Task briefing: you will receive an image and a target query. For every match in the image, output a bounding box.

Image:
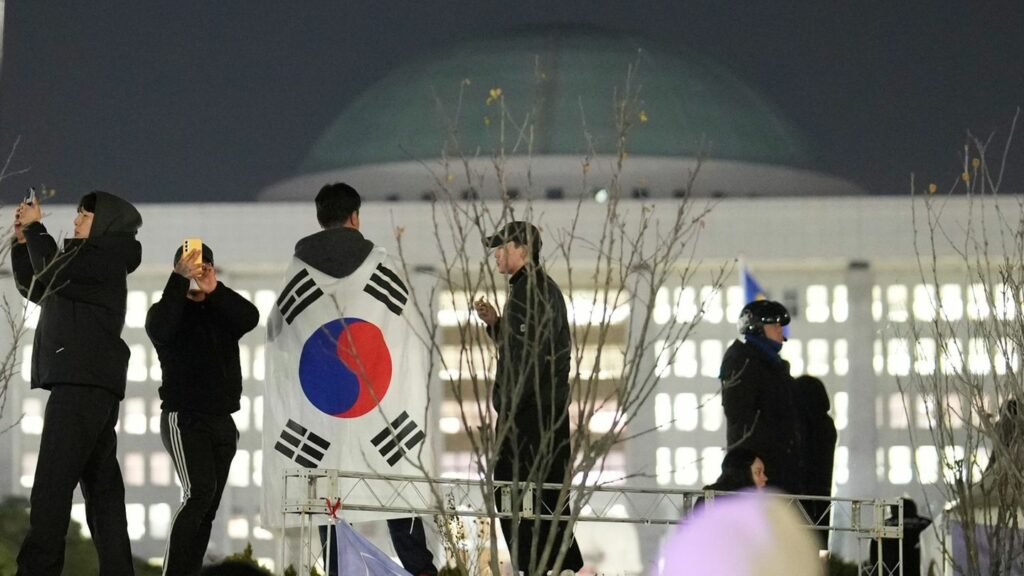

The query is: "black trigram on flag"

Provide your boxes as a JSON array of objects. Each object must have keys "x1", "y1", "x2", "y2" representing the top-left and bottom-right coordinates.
[
  {"x1": 277, "y1": 269, "x2": 323, "y2": 324},
  {"x1": 274, "y1": 419, "x2": 331, "y2": 468},
  {"x1": 363, "y1": 263, "x2": 408, "y2": 316},
  {"x1": 371, "y1": 411, "x2": 425, "y2": 466}
]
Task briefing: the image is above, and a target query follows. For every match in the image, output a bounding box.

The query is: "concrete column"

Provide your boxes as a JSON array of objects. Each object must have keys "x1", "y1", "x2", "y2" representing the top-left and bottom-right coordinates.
[{"x1": 834, "y1": 260, "x2": 878, "y2": 560}]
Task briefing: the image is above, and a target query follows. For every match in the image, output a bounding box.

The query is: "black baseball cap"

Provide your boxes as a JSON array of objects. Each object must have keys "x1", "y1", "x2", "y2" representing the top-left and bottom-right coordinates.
[
  {"x1": 173, "y1": 243, "x2": 214, "y2": 265},
  {"x1": 485, "y1": 221, "x2": 542, "y2": 250}
]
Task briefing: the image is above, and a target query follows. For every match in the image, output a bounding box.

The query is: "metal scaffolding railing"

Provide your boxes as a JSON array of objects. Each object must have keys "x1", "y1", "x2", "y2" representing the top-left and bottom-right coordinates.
[{"x1": 279, "y1": 468, "x2": 906, "y2": 575}]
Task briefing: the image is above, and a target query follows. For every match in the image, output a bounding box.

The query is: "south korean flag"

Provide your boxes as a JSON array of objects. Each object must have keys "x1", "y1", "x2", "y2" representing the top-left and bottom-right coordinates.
[{"x1": 262, "y1": 245, "x2": 433, "y2": 526}]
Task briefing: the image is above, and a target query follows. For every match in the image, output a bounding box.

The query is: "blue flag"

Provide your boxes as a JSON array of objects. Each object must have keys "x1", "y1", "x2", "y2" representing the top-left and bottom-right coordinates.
[
  {"x1": 334, "y1": 519, "x2": 412, "y2": 576},
  {"x1": 740, "y1": 263, "x2": 790, "y2": 337}
]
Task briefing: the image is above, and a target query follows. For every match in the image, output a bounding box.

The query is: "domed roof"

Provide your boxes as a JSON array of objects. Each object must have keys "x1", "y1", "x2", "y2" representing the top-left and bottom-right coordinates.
[{"x1": 298, "y1": 28, "x2": 816, "y2": 175}]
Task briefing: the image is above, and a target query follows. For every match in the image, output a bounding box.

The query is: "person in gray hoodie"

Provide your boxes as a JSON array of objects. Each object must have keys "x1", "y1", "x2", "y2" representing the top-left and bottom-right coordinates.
[{"x1": 12, "y1": 190, "x2": 141, "y2": 576}]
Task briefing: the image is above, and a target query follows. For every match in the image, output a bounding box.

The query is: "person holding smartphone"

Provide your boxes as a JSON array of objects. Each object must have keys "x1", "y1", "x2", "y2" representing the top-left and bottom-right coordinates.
[
  {"x1": 11, "y1": 190, "x2": 142, "y2": 576},
  {"x1": 146, "y1": 242, "x2": 259, "y2": 575}
]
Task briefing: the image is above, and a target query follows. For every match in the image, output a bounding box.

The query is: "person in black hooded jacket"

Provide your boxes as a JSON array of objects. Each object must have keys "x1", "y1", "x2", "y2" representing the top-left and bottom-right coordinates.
[
  {"x1": 146, "y1": 242, "x2": 259, "y2": 575},
  {"x1": 12, "y1": 191, "x2": 141, "y2": 576},
  {"x1": 719, "y1": 300, "x2": 803, "y2": 496}
]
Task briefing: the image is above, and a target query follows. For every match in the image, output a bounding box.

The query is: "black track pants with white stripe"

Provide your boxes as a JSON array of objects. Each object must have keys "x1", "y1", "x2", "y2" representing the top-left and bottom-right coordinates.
[{"x1": 160, "y1": 411, "x2": 237, "y2": 576}]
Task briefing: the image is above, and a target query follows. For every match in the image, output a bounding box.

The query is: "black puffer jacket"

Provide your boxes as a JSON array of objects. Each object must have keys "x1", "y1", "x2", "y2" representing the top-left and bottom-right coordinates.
[
  {"x1": 720, "y1": 336, "x2": 803, "y2": 494},
  {"x1": 12, "y1": 192, "x2": 142, "y2": 397}
]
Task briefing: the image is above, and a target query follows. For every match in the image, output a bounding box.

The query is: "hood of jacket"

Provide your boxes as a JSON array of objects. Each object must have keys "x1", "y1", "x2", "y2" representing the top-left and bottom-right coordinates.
[
  {"x1": 81, "y1": 191, "x2": 143, "y2": 273},
  {"x1": 293, "y1": 227, "x2": 374, "y2": 278}
]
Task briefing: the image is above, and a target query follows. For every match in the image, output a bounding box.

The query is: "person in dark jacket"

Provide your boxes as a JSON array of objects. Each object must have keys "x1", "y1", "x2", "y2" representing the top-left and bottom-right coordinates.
[
  {"x1": 867, "y1": 499, "x2": 932, "y2": 576},
  {"x1": 474, "y1": 221, "x2": 585, "y2": 574},
  {"x1": 794, "y1": 374, "x2": 837, "y2": 549},
  {"x1": 303, "y1": 183, "x2": 438, "y2": 576},
  {"x1": 11, "y1": 191, "x2": 141, "y2": 576},
  {"x1": 719, "y1": 300, "x2": 803, "y2": 496},
  {"x1": 146, "y1": 243, "x2": 260, "y2": 575}
]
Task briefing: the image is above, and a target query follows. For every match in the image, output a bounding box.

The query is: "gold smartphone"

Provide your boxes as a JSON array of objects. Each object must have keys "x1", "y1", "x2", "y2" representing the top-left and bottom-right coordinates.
[{"x1": 182, "y1": 238, "x2": 203, "y2": 260}]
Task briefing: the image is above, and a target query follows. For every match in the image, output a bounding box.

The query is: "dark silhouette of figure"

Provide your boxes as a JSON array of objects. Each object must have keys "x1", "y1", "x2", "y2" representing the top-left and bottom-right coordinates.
[{"x1": 794, "y1": 375, "x2": 837, "y2": 550}]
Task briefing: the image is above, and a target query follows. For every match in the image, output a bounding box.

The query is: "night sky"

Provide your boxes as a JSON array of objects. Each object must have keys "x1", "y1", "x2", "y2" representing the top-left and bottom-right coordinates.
[{"x1": 0, "y1": 1, "x2": 1021, "y2": 203}]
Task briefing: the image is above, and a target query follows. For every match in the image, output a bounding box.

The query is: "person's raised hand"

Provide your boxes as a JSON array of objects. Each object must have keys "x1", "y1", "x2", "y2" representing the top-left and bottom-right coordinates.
[{"x1": 474, "y1": 298, "x2": 498, "y2": 326}]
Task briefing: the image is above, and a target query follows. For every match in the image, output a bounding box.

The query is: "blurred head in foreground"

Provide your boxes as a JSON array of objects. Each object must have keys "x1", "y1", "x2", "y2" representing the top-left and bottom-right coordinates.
[{"x1": 653, "y1": 493, "x2": 822, "y2": 576}]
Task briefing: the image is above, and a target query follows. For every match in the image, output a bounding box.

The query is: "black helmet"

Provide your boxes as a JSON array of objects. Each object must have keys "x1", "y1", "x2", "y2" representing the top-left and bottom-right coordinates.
[{"x1": 738, "y1": 300, "x2": 790, "y2": 335}]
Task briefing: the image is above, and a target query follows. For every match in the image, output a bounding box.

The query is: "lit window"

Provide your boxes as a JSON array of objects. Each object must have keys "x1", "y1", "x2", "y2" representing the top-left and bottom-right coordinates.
[
  {"x1": 972, "y1": 447, "x2": 989, "y2": 483},
  {"x1": 149, "y1": 503, "x2": 171, "y2": 540},
  {"x1": 71, "y1": 504, "x2": 90, "y2": 538},
  {"x1": 150, "y1": 399, "x2": 162, "y2": 434},
  {"x1": 915, "y1": 396, "x2": 936, "y2": 430},
  {"x1": 806, "y1": 339, "x2": 829, "y2": 376},
  {"x1": 916, "y1": 446, "x2": 939, "y2": 484},
  {"x1": 833, "y1": 392, "x2": 848, "y2": 431},
  {"x1": 656, "y1": 447, "x2": 672, "y2": 485},
  {"x1": 255, "y1": 290, "x2": 277, "y2": 326},
  {"x1": 126, "y1": 503, "x2": 146, "y2": 540},
  {"x1": 228, "y1": 516, "x2": 250, "y2": 539},
  {"x1": 941, "y1": 338, "x2": 964, "y2": 375},
  {"x1": 673, "y1": 394, "x2": 698, "y2": 432},
  {"x1": 568, "y1": 290, "x2": 631, "y2": 326},
  {"x1": 700, "y1": 393, "x2": 722, "y2": 432},
  {"x1": 236, "y1": 289, "x2": 251, "y2": 302},
  {"x1": 912, "y1": 284, "x2": 936, "y2": 321},
  {"x1": 833, "y1": 446, "x2": 849, "y2": 485},
  {"x1": 872, "y1": 286, "x2": 882, "y2": 322},
  {"x1": 439, "y1": 417, "x2": 461, "y2": 434},
  {"x1": 123, "y1": 398, "x2": 147, "y2": 435},
  {"x1": 833, "y1": 339, "x2": 849, "y2": 376},
  {"x1": 700, "y1": 340, "x2": 723, "y2": 378},
  {"x1": 239, "y1": 345, "x2": 251, "y2": 380},
  {"x1": 254, "y1": 396, "x2": 263, "y2": 431},
  {"x1": 127, "y1": 344, "x2": 148, "y2": 382},
  {"x1": 994, "y1": 339, "x2": 1019, "y2": 375},
  {"x1": 805, "y1": 285, "x2": 830, "y2": 323},
  {"x1": 699, "y1": 286, "x2": 723, "y2": 324},
  {"x1": 23, "y1": 300, "x2": 41, "y2": 329},
  {"x1": 832, "y1": 285, "x2": 849, "y2": 323},
  {"x1": 887, "y1": 285, "x2": 908, "y2": 322},
  {"x1": 229, "y1": 450, "x2": 250, "y2": 487},
  {"x1": 653, "y1": 287, "x2": 672, "y2": 325},
  {"x1": 968, "y1": 338, "x2": 990, "y2": 375},
  {"x1": 946, "y1": 394, "x2": 964, "y2": 430},
  {"x1": 253, "y1": 524, "x2": 273, "y2": 540},
  {"x1": 253, "y1": 450, "x2": 262, "y2": 487},
  {"x1": 21, "y1": 398, "x2": 43, "y2": 434},
  {"x1": 674, "y1": 447, "x2": 699, "y2": 486},
  {"x1": 589, "y1": 410, "x2": 618, "y2": 433},
  {"x1": 675, "y1": 287, "x2": 699, "y2": 323},
  {"x1": 888, "y1": 446, "x2": 913, "y2": 484},
  {"x1": 995, "y1": 284, "x2": 1018, "y2": 320},
  {"x1": 257, "y1": 560, "x2": 275, "y2": 574},
  {"x1": 125, "y1": 291, "x2": 148, "y2": 328},
  {"x1": 654, "y1": 393, "x2": 672, "y2": 431},
  {"x1": 873, "y1": 339, "x2": 884, "y2": 376},
  {"x1": 21, "y1": 345, "x2": 32, "y2": 382},
  {"x1": 725, "y1": 285, "x2": 744, "y2": 324},
  {"x1": 233, "y1": 396, "x2": 251, "y2": 432},
  {"x1": 21, "y1": 452, "x2": 37, "y2": 488},
  {"x1": 940, "y1": 284, "x2": 963, "y2": 321},
  {"x1": 782, "y1": 339, "x2": 803, "y2": 375},
  {"x1": 888, "y1": 394, "x2": 908, "y2": 429},
  {"x1": 654, "y1": 341, "x2": 673, "y2": 379},
  {"x1": 701, "y1": 447, "x2": 724, "y2": 485},
  {"x1": 123, "y1": 452, "x2": 145, "y2": 486},
  {"x1": 150, "y1": 290, "x2": 163, "y2": 305},
  {"x1": 150, "y1": 348, "x2": 162, "y2": 382},
  {"x1": 915, "y1": 338, "x2": 936, "y2": 375},
  {"x1": 673, "y1": 340, "x2": 698, "y2": 378},
  {"x1": 966, "y1": 283, "x2": 989, "y2": 320},
  {"x1": 886, "y1": 338, "x2": 911, "y2": 376},
  {"x1": 150, "y1": 453, "x2": 173, "y2": 487},
  {"x1": 942, "y1": 446, "x2": 965, "y2": 484},
  {"x1": 253, "y1": 345, "x2": 266, "y2": 381}
]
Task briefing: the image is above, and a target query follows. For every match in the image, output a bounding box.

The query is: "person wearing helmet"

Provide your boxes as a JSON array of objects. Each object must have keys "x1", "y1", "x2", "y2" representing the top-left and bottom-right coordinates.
[{"x1": 719, "y1": 300, "x2": 803, "y2": 496}]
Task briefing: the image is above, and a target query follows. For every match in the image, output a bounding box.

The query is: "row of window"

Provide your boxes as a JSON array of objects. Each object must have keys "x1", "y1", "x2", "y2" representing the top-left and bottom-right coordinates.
[
  {"x1": 655, "y1": 338, "x2": 850, "y2": 379},
  {"x1": 654, "y1": 444, "x2": 977, "y2": 488},
  {"x1": 436, "y1": 290, "x2": 633, "y2": 328},
  {"x1": 873, "y1": 337, "x2": 1018, "y2": 376},
  {"x1": 21, "y1": 396, "x2": 265, "y2": 435},
  {"x1": 21, "y1": 449, "x2": 263, "y2": 489}
]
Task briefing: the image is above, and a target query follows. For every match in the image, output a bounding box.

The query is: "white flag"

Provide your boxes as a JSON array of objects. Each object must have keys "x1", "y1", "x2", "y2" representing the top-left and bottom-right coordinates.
[{"x1": 261, "y1": 246, "x2": 432, "y2": 526}]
